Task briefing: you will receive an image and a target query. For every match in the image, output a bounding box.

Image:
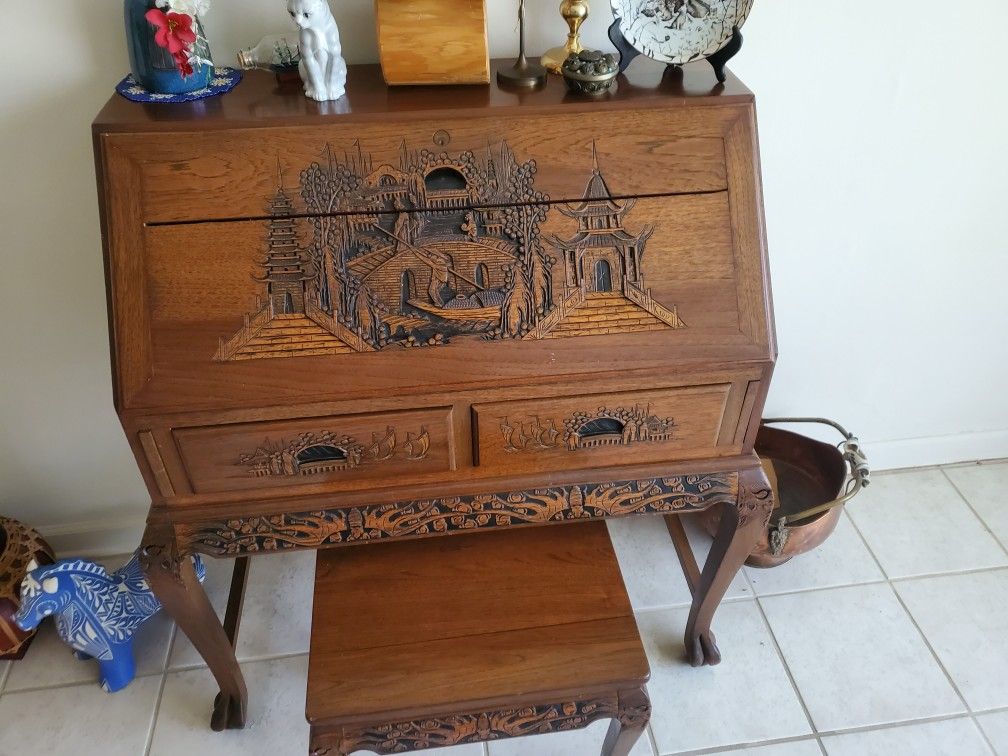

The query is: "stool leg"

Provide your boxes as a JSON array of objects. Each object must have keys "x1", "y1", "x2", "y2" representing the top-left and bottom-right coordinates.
[{"x1": 601, "y1": 687, "x2": 651, "y2": 756}]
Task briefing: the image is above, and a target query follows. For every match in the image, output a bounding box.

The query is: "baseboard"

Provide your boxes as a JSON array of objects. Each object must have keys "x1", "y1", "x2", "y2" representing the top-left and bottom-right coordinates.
[
  {"x1": 38, "y1": 516, "x2": 147, "y2": 559},
  {"x1": 37, "y1": 429, "x2": 1008, "y2": 557},
  {"x1": 864, "y1": 429, "x2": 1008, "y2": 472}
]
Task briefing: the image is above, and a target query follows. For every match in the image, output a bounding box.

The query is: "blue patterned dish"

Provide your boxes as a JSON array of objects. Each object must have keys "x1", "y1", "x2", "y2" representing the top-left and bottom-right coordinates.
[{"x1": 116, "y1": 67, "x2": 242, "y2": 104}]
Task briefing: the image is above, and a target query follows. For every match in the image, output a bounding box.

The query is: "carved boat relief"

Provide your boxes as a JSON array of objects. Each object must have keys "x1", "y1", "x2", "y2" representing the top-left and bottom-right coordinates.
[
  {"x1": 502, "y1": 405, "x2": 676, "y2": 453},
  {"x1": 215, "y1": 140, "x2": 685, "y2": 362},
  {"x1": 239, "y1": 425, "x2": 429, "y2": 477}
]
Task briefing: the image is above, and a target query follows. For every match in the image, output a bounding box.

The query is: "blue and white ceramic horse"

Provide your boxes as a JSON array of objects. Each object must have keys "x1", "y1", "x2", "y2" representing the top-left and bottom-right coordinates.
[{"x1": 14, "y1": 551, "x2": 205, "y2": 692}]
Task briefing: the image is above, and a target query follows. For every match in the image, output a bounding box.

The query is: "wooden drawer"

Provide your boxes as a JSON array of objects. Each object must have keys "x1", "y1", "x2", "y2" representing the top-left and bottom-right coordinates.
[
  {"x1": 171, "y1": 407, "x2": 454, "y2": 495},
  {"x1": 472, "y1": 384, "x2": 733, "y2": 476}
]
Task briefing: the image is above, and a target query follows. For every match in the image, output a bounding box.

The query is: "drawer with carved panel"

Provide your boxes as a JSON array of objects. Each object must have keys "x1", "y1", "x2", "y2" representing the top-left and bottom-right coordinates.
[
  {"x1": 473, "y1": 382, "x2": 741, "y2": 476},
  {"x1": 170, "y1": 407, "x2": 455, "y2": 496}
]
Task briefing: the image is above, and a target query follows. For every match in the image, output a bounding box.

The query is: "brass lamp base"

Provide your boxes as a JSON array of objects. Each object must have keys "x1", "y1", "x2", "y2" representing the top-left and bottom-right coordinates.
[
  {"x1": 541, "y1": 44, "x2": 581, "y2": 74},
  {"x1": 542, "y1": 0, "x2": 590, "y2": 74}
]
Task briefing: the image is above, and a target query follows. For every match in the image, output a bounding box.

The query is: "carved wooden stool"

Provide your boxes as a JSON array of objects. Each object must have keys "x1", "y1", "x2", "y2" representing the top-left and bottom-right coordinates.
[{"x1": 307, "y1": 522, "x2": 651, "y2": 756}]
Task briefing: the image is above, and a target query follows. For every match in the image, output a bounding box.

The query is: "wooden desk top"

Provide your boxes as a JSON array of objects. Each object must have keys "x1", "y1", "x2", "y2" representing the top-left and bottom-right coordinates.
[
  {"x1": 93, "y1": 59, "x2": 753, "y2": 133},
  {"x1": 308, "y1": 522, "x2": 648, "y2": 725}
]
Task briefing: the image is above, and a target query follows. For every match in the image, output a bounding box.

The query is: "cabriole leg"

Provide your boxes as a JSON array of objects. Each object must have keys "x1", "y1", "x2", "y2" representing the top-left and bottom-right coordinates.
[
  {"x1": 140, "y1": 526, "x2": 248, "y2": 730},
  {"x1": 683, "y1": 466, "x2": 773, "y2": 666}
]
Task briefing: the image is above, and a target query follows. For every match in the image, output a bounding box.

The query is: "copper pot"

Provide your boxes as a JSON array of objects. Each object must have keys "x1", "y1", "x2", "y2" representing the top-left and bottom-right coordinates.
[{"x1": 701, "y1": 418, "x2": 870, "y2": 568}]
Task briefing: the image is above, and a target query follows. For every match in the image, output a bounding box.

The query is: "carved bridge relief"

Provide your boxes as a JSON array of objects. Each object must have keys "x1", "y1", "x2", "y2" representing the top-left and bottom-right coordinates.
[
  {"x1": 502, "y1": 405, "x2": 676, "y2": 453},
  {"x1": 214, "y1": 137, "x2": 687, "y2": 362},
  {"x1": 239, "y1": 425, "x2": 430, "y2": 478}
]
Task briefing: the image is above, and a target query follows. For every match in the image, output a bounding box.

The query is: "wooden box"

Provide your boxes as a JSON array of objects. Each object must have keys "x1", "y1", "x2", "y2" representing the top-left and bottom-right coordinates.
[{"x1": 375, "y1": 0, "x2": 490, "y2": 85}]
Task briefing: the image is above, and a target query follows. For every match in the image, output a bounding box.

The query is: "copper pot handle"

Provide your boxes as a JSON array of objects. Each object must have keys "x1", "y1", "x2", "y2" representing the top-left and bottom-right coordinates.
[{"x1": 760, "y1": 417, "x2": 870, "y2": 528}]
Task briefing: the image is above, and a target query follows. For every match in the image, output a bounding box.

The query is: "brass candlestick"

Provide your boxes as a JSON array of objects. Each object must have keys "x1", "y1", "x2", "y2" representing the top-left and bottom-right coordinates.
[
  {"x1": 541, "y1": 0, "x2": 590, "y2": 74},
  {"x1": 498, "y1": 0, "x2": 548, "y2": 88}
]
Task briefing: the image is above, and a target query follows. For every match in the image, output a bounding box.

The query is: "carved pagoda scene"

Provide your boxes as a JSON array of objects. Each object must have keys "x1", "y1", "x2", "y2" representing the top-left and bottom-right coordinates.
[
  {"x1": 528, "y1": 157, "x2": 686, "y2": 340},
  {"x1": 502, "y1": 404, "x2": 676, "y2": 453},
  {"x1": 239, "y1": 425, "x2": 430, "y2": 478},
  {"x1": 215, "y1": 142, "x2": 685, "y2": 362}
]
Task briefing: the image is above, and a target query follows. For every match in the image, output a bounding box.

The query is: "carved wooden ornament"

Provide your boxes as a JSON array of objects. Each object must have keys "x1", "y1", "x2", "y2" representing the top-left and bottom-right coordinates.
[
  {"x1": 239, "y1": 425, "x2": 430, "y2": 477},
  {"x1": 216, "y1": 140, "x2": 685, "y2": 361},
  {"x1": 180, "y1": 473, "x2": 735, "y2": 556}
]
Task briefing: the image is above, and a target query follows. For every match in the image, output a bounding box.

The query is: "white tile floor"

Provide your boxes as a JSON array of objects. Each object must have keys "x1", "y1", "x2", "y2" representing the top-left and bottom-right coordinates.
[{"x1": 1, "y1": 461, "x2": 1007, "y2": 755}]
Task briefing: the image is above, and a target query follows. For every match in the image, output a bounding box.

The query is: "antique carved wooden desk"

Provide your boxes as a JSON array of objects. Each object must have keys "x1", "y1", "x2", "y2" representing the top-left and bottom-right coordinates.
[{"x1": 92, "y1": 61, "x2": 776, "y2": 730}]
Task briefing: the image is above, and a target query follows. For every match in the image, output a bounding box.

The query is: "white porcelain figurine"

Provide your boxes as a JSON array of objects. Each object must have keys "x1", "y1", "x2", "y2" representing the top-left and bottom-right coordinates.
[{"x1": 287, "y1": 0, "x2": 347, "y2": 101}]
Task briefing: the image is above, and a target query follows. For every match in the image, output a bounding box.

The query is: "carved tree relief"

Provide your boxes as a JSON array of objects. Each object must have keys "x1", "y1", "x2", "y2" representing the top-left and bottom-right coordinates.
[{"x1": 215, "y1": 140, "x2": 686, "y2": 362}]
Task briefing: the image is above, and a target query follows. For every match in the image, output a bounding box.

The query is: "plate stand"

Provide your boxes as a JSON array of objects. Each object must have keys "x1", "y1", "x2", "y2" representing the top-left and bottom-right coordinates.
[{"x1": 607, "y1": 19, "x2": 743, "y2": 83}]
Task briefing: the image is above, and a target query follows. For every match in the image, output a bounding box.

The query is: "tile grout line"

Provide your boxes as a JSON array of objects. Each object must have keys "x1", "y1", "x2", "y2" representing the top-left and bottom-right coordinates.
[
  {"x1": 972, "y1": 714, "x2": 1000, "y2": 756},
  {"x1": 841, "y1": 509, "x2": 890, "y2": 580},
  {"x1": 662, "y1": 734, "x2": 823, "y2": 755},
  {"x1": 0, "y1": 661, "x2": 10, "y2": 696},
  {"x1": 645, "y1": 721, "x2": 660, "y2": 756},
  {"x1": 143, "y1": 664, "x2": 171, "y2": 756},
  {"x1": 166, "y1": 648, "x2": 310, "y2": 674},
  {"x1": 941, "y1": 468, "x2": 1008, "y2": 559},
  {"x1": 2, "y1": 670, "x2": 168, "y2": 697},
  {"x1": 815, "y1": 735, "x2": 828, "y2": 755},
  {"x1": 886, "y1": 582, "x2": 973, "y2": 715},
  {"x1": 805, "y1": 711, "x2": 990, "y2": 741},
  {"x1": 667, "y1": 712, "x2": 999, "y2": 754},
  {"x1": 633, "y1": 594, "x2": 751, "y2": 616},
  {"x1": 888, "y1": 564, "x2": 1008, "y2": 583},
  {"x1": 745, "y1": 577, "x2": 891, "y2": 601},
  {"x1": 2, "y1": 620, "x2": 178, "y2": 698},
  {"x1": 751, "y1": 594, "x2": 820, "y2": 738},
  {"x1": 974, "y1": 703, "x2": 1008, "y2": 717}
]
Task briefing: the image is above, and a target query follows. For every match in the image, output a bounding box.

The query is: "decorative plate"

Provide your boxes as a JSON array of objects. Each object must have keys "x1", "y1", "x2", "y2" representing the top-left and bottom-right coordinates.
[{"x1": 610, "y1": 0, "x2": 754, "y2": 65}]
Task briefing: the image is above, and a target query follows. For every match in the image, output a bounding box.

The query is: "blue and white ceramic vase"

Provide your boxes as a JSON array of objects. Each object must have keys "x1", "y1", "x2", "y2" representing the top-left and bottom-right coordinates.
[{"x1": 124, "y1": 0, "x2": 213, "y2": 94}]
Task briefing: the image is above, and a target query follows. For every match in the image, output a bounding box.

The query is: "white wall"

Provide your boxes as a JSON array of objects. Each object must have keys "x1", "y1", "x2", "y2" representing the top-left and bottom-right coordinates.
[{"x1": 1, "y1": 1, "x2": 1006, "y2": 554}]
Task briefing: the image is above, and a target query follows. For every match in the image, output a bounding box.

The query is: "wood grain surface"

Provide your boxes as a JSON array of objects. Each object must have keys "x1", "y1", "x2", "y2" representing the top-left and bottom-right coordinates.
[
  {"x1": 308, "y1": 522, "x2": 647, "y2": 723},
  {"x1": 94, "y1": 60, "x2": 773, "y2": 526},
  {"x1": 375, "y1": 0, "x2": 490, "y2": 85}
]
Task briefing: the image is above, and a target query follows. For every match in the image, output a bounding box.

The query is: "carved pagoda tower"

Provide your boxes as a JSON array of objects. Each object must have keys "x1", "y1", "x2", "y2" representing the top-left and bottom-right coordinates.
[
  {"x1": 530, "y1": 150, "x2": 686, "y2": 340},
  {"x1": 256, "y1": 187, "x2": 313, "y2": 315},
  {"x1": 553, "y1": 159, "x2": 652, "y2": 296},
  {"x1": 215, "y1": 169, "x2": 377, "y2": 362}
]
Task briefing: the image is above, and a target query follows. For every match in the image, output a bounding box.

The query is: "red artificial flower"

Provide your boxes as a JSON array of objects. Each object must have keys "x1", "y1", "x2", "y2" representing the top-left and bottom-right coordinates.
[
  {"x1": 173, "y1": 51, "x2": 194, "y2": 77},
  {"x1": 145, "y1": 9, "x2": 197, "y2": 55}
]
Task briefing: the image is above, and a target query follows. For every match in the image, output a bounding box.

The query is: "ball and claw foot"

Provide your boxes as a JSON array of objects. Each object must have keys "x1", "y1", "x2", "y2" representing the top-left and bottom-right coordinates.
[{"x1": 688, "y1": 630, "x2": 721, "y2": 667}]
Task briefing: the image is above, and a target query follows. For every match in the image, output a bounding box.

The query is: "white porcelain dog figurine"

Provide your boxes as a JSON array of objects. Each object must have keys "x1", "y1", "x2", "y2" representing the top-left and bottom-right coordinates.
[{"x1": 287, "y1": 0, "x2": 347, "y2": 101}]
